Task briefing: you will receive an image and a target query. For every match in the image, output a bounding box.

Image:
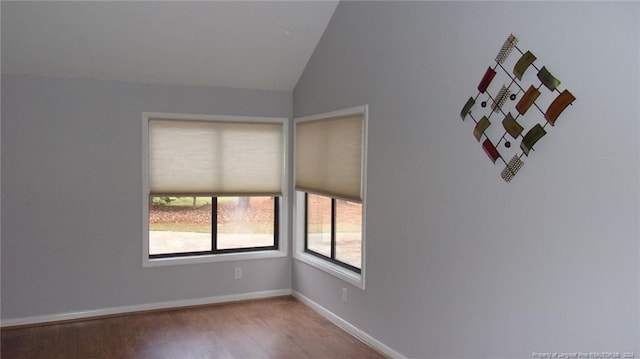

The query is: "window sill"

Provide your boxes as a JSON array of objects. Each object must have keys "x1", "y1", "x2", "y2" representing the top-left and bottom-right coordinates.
[
  {"x1": 293, "y1": 251, "x2": 364, "y2": 289},
  {"x1": 143, "y1": 249, "x2": 287, "y2": 268}
]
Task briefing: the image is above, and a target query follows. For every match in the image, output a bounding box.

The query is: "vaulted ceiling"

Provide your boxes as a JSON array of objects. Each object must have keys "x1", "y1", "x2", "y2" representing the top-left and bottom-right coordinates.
[{"x1": 1, "y1": 1, "x2": 338, "y2": 91}]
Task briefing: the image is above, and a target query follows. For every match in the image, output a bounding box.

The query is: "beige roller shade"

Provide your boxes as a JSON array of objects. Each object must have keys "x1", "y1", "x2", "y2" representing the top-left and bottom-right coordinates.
[
  {"x1": 149, "y1": 119, "x2": 284, "y2": 196},
  {"x1": 295, "y1": 114, "x2": 364, "y2": 202}
]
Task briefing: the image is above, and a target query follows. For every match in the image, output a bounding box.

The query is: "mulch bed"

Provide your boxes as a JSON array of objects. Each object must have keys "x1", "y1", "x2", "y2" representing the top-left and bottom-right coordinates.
[
  {"x1": 150, "y1": 196, "x2": 362, "y2": 225},
  {"x1": 150, "y1": 197, "x2": 274, "y2": 225}
]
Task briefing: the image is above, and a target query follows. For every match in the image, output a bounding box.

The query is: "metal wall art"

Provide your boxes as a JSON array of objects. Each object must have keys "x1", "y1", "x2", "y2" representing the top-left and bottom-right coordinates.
[{"x1": 459, "y1": 34, "x2": 576, "y2": 182}]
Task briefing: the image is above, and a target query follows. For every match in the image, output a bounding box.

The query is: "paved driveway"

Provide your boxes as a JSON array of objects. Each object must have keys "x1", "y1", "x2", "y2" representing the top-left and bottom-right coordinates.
[
  {"x1": 150, "y1": 231, "x2": 274, "y2": 254},
  {"x1": 149, "y1": 231, "x2": 362, "y2": 268}
]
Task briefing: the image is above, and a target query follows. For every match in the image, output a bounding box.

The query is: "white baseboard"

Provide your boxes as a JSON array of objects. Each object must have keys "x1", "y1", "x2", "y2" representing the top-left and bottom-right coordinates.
[
  {"x1": 3, "y1": 288, "x2": 405, "y2": 359},
  {"x1": 1, "y1": 289, "x2": 292, "y2": 328},
  {"x1": 292, "y1": 290, "x2": 406, "y2": 359}
]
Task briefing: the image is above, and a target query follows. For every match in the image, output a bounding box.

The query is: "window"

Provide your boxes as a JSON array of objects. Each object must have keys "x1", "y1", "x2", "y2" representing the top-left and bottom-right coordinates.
[
  {"x1": 294, "y1": 105, "x2": 367, "y2": 288},
  {"x1": 142, "y1": 113, "x2": 287, "y2": 266},
  {"x1": 149, "y1": 196, "x2": 278, "y2": 257},
  {"x1": 305, "y1": 193, "x2": 362, "y2": 272}
]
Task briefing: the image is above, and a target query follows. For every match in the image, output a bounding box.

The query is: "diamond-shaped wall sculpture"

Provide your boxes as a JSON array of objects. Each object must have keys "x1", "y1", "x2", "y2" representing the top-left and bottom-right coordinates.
[{"x1": 459, "y1": 33, "x2": 576, "y2": 182}]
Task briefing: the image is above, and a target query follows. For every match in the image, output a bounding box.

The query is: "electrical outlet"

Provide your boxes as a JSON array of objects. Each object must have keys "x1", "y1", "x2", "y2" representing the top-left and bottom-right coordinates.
[
  {"x1": 234, "y1": 267, "x2": 242, "y2": 279},
  {"x1": 341, "y1": 288, "x2": 348, "y2": 303}
]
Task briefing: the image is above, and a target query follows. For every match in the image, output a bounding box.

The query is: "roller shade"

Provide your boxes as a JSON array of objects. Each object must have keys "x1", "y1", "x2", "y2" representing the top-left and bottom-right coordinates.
[
  {"x1": 295, "y1": 114, "x2": 364, "y2": 202},
  {"x1": 149, "y1": 119, "x2": 283, "y2": 196}
]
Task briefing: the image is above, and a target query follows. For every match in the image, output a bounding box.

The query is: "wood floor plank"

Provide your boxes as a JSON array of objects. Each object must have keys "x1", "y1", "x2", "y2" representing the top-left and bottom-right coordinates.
[{"x1": 1, "y1": 296, "x2": 387, "y2": 359}]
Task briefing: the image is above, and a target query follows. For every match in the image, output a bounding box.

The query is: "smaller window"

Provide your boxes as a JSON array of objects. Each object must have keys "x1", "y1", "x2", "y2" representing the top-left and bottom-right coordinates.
[
  {"x1": 293, "y1": 105, "x2": 367, "y2": 287},
  {"x1": 305, "y1": 193, "x2": 362, "y2": 273}
]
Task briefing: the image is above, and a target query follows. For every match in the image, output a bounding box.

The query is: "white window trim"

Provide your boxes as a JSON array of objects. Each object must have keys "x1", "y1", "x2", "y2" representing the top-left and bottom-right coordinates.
[
  {"x1": 142, "y1": 112, "x2": 289, "y2": 267},
  {"x1": 292, "y1": 105, "x2": 368, "y2": 289}
]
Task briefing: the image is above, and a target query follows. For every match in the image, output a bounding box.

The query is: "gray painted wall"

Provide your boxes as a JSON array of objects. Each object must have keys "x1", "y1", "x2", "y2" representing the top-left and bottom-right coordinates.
[
  {"x1": 1, "y1": 74, "x2": 292, "y2": 319},
  {"x1": 2, "y1": 2, "x2": 639, "y2": 358},
  {"x1": 293, "y1": 2, "x2": 639, "y2": 358}
]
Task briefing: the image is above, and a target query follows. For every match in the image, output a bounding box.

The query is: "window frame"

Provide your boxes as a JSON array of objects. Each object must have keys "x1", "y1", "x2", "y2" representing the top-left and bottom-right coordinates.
[
  {"x1": 304, "y1": 193, "x2": 361, "y2": 274},
  {"x1": 293, "y1": 105, "x2": 368, "y2": 289},
  {"x1": 142, "y1": 112, "x2": 288, "y2": 267},
  {"x1": 148, "y1": 196, "x2": 280, "y2": 259}
]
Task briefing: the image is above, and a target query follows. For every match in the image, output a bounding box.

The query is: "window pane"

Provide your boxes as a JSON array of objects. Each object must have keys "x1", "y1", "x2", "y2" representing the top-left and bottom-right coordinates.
[
  {"x1": 306, "y1": 194, "x2": 332, "y2": 257},
  {"x1": 335, "y1": 199, "x2": 362, "y2": 269},
  {"x1": 216, "y1": 196, "x2": 275, "y2": 250},
  {"x1": 149, "y1": 196, "x2": 212, "y2": 255}
]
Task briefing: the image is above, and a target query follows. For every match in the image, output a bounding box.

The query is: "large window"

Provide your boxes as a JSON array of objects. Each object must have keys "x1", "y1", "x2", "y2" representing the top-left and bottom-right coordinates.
[
  {"x1": 149, "y1": 196, "x2": 278, "y2": 257},
  {"x1": 294, "y1": 105, "x2": 367, "y2": 287},
  {"x1": 143, "y1": 113, "x2": 287, "y2": 266}
]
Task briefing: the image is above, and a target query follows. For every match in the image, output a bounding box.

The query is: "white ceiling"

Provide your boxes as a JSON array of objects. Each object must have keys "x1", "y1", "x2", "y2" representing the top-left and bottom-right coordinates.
[{"x1": 1, "y1": 1, "x2": 338, "y2": 91}]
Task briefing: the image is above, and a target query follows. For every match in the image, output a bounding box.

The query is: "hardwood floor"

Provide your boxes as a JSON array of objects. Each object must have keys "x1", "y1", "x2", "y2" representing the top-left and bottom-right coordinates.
[{"x1": 1, "y1": 296, "x2": 387, "y2": 358}]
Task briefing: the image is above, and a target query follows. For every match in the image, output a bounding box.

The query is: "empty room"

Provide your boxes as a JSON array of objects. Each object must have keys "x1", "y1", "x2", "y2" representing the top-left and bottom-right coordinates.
[{"x1": 1, "y1": 1, "x2": 639, "y2": 358}]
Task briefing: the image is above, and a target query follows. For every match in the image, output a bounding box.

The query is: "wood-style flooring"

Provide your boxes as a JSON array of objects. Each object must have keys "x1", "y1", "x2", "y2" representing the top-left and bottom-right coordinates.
[{"x1": 1, "y1": 296, "x2": 387, "y2": 358}]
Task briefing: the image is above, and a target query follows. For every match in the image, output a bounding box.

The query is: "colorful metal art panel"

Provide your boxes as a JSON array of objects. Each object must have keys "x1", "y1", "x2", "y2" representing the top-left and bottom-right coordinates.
[{"x1": 459, "y1": 34, "x2": 576, "y2": 182}]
